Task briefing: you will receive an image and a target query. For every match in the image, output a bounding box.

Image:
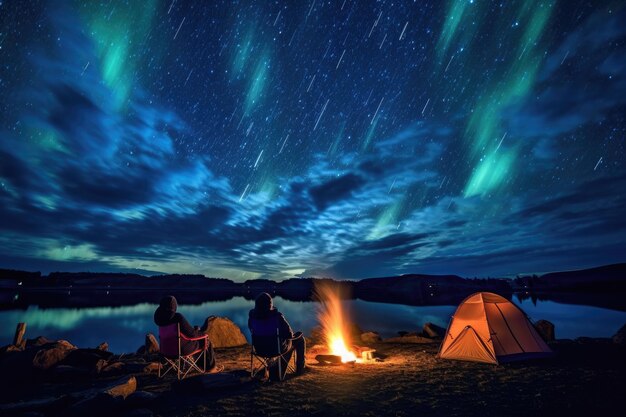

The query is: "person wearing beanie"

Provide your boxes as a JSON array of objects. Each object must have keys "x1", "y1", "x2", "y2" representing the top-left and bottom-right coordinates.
[
  {"x1": 154, "y1": 295, "x2": 218, "y2": 371},
  {"x1": 248, "y1": 292, "x2": 306, "y2": 380}
]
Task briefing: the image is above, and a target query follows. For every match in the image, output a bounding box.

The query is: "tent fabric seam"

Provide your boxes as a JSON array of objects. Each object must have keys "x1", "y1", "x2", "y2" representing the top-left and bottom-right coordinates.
[{"x1": 494, "y1": 302, "x2": 526, "y2": 353}]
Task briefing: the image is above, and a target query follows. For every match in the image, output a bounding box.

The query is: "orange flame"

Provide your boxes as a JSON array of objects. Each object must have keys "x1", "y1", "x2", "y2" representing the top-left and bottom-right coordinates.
[{"x1": 314, "y1": 281, "x2": 357, "y2": 363}]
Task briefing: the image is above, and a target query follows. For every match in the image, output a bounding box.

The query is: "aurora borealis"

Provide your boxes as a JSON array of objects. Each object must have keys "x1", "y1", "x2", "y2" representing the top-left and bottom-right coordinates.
[{"x1": 0, "y1": 0, "x2": 624, "y2": 280}]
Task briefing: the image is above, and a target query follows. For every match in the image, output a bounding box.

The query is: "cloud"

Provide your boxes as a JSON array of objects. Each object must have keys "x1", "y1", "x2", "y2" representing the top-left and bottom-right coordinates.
[{"x1": 309, "y1": 173, "x2": 366, "y2": 210}]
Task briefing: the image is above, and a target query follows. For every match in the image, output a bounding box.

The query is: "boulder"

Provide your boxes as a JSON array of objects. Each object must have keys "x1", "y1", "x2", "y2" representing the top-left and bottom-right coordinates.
[
  {"x1": 612, "y1": 323, "x2": 626, "y2": 345},
  {"x1": 144, "y1": 333, "x2": 159, "y2": 354},
  {"x1": 32, "y1": 341, "x2": 77, "y2": 370},
  {"x1": 96, "y1": 342, "x2": 109, "y2": 351},
  {"x1": 360, "y1": 332, "x2": 382, "y2": 344},
  {"x1": 62, "y1": 348, "x2": 113, "y2": 371},
  {"x1": 202, "y1": 316, "x2": 247, "y2": 348},
  {"x1": 423, "y1": 322, "x2": 446, "y2": 339},
  {"x1": 534, "y1": 320, "x2": 555, "y2": 342}
]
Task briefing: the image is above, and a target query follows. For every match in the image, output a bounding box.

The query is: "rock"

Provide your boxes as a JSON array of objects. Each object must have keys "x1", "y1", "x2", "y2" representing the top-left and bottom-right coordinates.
[
  {"x1": 397, "y1": 331, "x2": 410, "y2": 337},
  {"x1": 136, "y1": 346, "x2": 146, "y2": 355},
  {"x1": 383, "y1": 335, "x2": 434, "y2": 344},
  {"x1": 65, "y1": 375, "x2": 138, "y2": 416},
  {"x1": 96, "y1": 342, "x2": 109, "y2": 351},
  {"x1": 26, "y1": 336, "x2": 53, "y2": 347},
  {"x1": 32, "y1": 341, "x2": 76, "y2": 370},
  {"x1": 0, "y1": 344, "x2": 22, "y2": 356},
  {"x1": 144, "y1": 333, "x2": 159, "y2": 354},
  {"x1": 125, "y1": 391, "x2": 157, "y2": 408},
  {"x1": 173, "y1": 370, "x2": 252, "y2": 392},
  {"x1": 534, "y1": 320, "x2": 556, "y2": 342},
  {"x1": 101, "y1": 361, "x2": 125, "y2": 375},
  {"x1": 423, "y1": 322, "x2": 446, "y2": 339},
  {"x1": 63, "y1": 348, "x2": 113, "y2": 372},
  {"x1": 612, "y1": 323, "x2": 626, "y2": 345},
  {"x1": 202, "y1": 316, "x2": 247, "y2": 348},
  {"x1": 104, "y1": 376, "x2": 137, "y2": 399},
  {"x1": 360, "y1": 332, "x2": 382, "y2": 344},
  {"x1": 143, "y1": 362, "x2": 160, "y2": 374}
]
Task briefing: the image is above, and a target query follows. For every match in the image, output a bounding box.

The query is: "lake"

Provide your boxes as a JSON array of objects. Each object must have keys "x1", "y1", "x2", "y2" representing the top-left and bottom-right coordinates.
[{"x1": 1, "y1": 295, "x2": 625, "y2": 353}]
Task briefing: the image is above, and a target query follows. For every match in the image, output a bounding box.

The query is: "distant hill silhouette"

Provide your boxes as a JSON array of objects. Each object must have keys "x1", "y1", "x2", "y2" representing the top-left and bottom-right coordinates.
[
  {"x1": 513, "y1": 263, "x2": 626, "y2": 292},
  {"x1": 0, "y1": 263, "x2": 624, "y2": 310}
]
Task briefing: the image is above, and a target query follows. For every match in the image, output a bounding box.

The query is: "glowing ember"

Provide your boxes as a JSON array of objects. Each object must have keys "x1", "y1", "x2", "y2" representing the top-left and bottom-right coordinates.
[{"x1": 314, "y1": 281, "x2": 359, "y2": 363}]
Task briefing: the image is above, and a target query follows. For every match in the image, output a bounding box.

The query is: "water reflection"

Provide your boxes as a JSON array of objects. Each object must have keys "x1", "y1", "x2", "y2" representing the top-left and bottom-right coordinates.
[{"x1": 0, "y1": 296, "x2": 624, "y2": 353}]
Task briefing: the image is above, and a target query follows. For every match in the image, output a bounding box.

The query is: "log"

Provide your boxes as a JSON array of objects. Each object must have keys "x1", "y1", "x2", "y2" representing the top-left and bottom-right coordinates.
[
  {"x1": 315, "y1": 354, "x2": 343, "y2": 365},
  {"x1": 13, "y1": 322, "x2": 26, "y2": 347}
]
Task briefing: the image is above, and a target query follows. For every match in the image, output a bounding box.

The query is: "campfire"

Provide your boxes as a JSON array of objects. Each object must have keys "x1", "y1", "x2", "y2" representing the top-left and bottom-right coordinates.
[{"x1": 313, "y1": 281, "x2": 374, "y2": 364}]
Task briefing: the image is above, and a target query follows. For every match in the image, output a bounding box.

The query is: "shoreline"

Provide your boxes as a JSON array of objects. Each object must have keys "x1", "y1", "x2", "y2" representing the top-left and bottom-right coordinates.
[{"x1": 2, "y1": 335, "x2": 625, "y2": 417}]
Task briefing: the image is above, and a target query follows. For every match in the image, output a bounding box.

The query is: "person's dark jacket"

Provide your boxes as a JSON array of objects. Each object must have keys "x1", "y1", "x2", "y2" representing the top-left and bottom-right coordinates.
[{"x1": 154, "y1": 296, "x2": 201, "y2": 354}]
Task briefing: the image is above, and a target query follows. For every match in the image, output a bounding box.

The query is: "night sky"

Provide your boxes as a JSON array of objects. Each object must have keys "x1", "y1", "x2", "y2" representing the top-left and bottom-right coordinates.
[{"x1": 0, "y1": 0, "x2": 625, "y2": 280}]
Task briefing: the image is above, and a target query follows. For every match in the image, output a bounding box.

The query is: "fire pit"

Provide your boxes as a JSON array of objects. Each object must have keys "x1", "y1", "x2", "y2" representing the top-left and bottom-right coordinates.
[
  {"x1": 315, "y1": 347, "x2": 377, "y2": 365},
  {"x1": 312, "y1": 281, "x2": 378, "y2": 365}
]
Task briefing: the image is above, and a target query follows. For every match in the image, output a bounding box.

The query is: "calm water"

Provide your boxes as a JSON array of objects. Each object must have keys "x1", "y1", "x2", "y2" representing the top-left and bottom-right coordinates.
[{"x1": 1, "y1": 296, "x2": 624, "y2": 353}]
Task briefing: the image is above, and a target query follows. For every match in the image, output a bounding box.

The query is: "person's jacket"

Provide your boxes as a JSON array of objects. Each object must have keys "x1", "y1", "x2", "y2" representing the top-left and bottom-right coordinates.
[
  {"x1": 248, "y1": 308, "x2": 294, "y2": 355},
  {"x1": 154, "y1": 296, "x2": 200, "y2": 354}
]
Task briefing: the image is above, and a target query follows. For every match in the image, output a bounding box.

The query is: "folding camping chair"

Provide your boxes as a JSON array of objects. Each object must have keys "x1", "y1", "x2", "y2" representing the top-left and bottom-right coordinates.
[
  {"x1": 158, "y1": 323, "x2": 208, "y2": 379},
  {"x1": 250, "y1": 327, "x2": 300, "y2": 382}
]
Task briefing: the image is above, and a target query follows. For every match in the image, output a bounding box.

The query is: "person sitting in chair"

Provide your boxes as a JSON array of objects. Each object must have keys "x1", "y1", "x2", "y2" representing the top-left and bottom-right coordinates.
[
  {"x1": 154, "y1": 295, "x2": 219, "y2": 371},
  {"x1": 248, "y1": 292, "x2": 306, "y2": 380}
]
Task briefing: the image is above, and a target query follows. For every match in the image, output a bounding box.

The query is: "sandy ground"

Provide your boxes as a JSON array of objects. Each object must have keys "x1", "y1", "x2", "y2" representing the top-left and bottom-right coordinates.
[{"x1": 134, "y1": 340, "x2": 626, "y2": 417}]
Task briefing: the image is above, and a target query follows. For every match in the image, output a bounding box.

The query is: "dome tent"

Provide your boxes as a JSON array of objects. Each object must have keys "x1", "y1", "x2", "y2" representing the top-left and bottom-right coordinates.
[{"x1": 438, "y1": 292, "x2": 552, "y2": 364}]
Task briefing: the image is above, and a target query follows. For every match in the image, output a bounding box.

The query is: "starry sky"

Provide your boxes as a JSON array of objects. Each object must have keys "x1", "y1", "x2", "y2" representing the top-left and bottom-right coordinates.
[{"x1": 0, "y1": 0, "x2": 625, "y2": 281}]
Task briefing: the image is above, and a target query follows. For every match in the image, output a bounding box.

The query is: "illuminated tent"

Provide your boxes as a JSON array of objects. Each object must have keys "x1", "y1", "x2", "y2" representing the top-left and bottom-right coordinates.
[{"x1": 438, "y1": 292, "x2": 552, "y2": 364}]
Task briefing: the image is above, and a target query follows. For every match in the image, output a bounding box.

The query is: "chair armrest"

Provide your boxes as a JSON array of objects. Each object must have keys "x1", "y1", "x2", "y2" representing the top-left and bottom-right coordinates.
[
  {"x1": 180, "y1": 333, "x2": 209, "y2": 341},
  {"x1": 287, "y1": 331, "x2": 304, "y2": 341}
]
